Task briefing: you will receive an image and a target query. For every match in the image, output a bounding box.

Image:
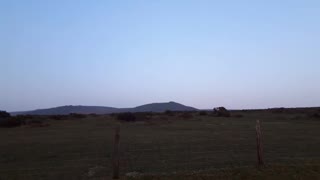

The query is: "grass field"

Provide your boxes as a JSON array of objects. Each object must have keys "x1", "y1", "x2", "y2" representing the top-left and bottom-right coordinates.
[{"x1": 0, "y1": 109, "x2": 320, "y2": 179}]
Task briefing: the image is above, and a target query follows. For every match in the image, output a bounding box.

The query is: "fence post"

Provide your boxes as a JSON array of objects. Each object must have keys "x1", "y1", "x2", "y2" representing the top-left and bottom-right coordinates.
[
  {"x1": 256, "y1": 120, "x2": 264, "y2": 167},
  {"x1": 113, "y1": 125, "x2": 120, "y2": 179}
]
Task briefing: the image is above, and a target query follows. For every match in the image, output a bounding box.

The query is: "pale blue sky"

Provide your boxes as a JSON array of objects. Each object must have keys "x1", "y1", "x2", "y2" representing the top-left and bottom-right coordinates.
[{"x1": 1, "y1": 0, "x2": 320, "y2": 111}]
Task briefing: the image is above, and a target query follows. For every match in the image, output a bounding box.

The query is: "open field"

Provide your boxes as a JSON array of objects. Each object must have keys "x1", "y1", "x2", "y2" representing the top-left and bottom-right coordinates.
[{"x1": 0, "y1": 108, "x2": 320, "y2": 179}]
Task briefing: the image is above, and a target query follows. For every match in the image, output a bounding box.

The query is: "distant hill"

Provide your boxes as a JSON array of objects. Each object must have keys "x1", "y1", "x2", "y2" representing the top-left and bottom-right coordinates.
[
  {"x1": 11, "y1": 102, "x2": 198, "y2": 115},
  {"x1": 11, "y1": 106, "x2": 121, "y2": 115},
  {"x1": 132, "y1": 101, "x2": 197, "y2": 112}
]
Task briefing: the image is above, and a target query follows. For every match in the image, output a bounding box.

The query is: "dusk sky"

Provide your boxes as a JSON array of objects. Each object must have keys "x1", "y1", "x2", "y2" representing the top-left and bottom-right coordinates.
[{"x1": 1, "y1": 0, "x2": 320, "y2": 112}]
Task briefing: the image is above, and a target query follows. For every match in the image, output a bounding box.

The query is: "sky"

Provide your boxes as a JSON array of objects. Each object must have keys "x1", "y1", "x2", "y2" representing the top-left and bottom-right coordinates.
[{"x1": 1, "y1": 0, "x2": 320, "y2": 112}]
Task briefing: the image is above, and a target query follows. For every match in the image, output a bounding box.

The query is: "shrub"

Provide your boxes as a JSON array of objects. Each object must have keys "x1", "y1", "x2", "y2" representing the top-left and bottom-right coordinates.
[
  {"x1": 0, "y1": 117, "x2": 23, "y2": 128},
  {"x1": 117, "y1": 113, "x2": 136, "y2": 122},
  {"x1": 0, "y1": 111, "x2": 11, "y2": 118},
  {"x1": 134, "y1": 112, "x2": 153, "y2": 121},
  {"x1": 309, "y1": 113, "x2": 320, "y2": 119},
  {"x1": 199, "y1": 111, "x2": 208, "y2": 116},
  {"x1": 27, "y1": 120, "x2": 49, "y2": 127},
  {"x1": 269, "y1": 108, "x2": 285, "y2": 114},
  {"x1": 165, "y1": 110, "x2": 174, "y2": 116},
  {"x1": 27, "y1": 119, "x2": 43, "y2": 124},
  {"x1": 89, "y1": 113, "x2": 99, "y2": 117},
  {"x1": 49, "y1": 115, "x2": 67, "y2": 120},
  {"x1": 15, "y1": 115, "x2": 34, "y2": 121},
  {"x1": 179, "y1": 112, "x2": 193, "y2": 119},
  {"x1": 213, "y1": 107, "x2": 230, "y2": 117},
  {"x1": 70, "y1": 113, "x2": 86, "y2": 119}
]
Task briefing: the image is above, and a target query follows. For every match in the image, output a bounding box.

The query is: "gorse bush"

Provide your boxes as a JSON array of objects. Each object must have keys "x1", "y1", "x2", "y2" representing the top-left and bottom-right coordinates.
[
  {"x1": 27, "y1": 119, "x2": 50, "y2": 128},
  {"x1": 199, "y1": 111, "x2": 208, "y2": 116},
  {"x1": 134, "y1": 112, "x2": 153, "y2": 121},
  {"x1": 15, "y1": 115, "x2": 33, "y2": 120},
  {"x1": 49, "y1": 115, "x2": 68, "y2": 120},
  {"x1": 165, "y1": 110, "x2": 174, "y2": 116},
  {"x1": 0, "y1": 117, "x2": 23, "y2": 128},
  {"x1": 0, "y1": 111, "x2": 11, "y2": 118},
  {"x1": 179, "y1": 112, "x2": 193, "y2": 119},
  {"x1": 89, "y1": 113, "x2": 98, "y2": 117},
  {"x1": 213, "y1": 107, "x2": 230, "y2": 117},
  {"x1": 117, "y1": 112, "x2": 136, "y2": 122},
  {"x1": 269, "y1": 108, "x2": 285, "y2": 114},
  {"x1": 70, "y1": 113, "x2": 86, "y2": 119},
  {"x1": 0, "y1": 111, "x2": 24, "y2": 128},
  {"x1": 309, "y1": 113, "x2": 320, "y2": 119}
]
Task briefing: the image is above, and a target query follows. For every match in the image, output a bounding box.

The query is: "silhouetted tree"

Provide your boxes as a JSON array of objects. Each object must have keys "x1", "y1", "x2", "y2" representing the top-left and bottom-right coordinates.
[{"x1": 213, "y1": 107, "x2": 230, "y2": 117}]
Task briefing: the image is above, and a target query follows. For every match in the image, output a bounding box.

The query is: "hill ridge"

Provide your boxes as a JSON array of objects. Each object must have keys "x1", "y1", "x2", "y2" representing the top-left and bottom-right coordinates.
[{"x1": 11, "y1": 102, "x2": 197, "y2": 115}]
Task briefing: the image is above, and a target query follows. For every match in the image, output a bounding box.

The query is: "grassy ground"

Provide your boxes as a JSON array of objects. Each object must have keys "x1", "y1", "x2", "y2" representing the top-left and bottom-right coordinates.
[
  {"x1": 0, "y1": 109, "x2": 319, "y2": 179},
  {"x1": 124, "y1": 164, "x2": 320, "y2": 180}
]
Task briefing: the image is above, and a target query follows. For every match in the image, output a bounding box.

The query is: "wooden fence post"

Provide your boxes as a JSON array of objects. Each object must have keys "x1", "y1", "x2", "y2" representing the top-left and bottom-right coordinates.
[
  {"x1": 113, "y1": 125, "x2": 120, "y2": 179},
  {"x1": 256, "y1": 120, "x2": 264, "y2": 167}
]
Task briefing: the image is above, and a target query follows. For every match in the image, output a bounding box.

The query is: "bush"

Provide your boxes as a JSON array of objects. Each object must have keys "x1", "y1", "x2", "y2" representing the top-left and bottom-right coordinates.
[
  {"x1": 309, "y1": 113, "x2": 320, "y2": 119},
  {"x1": 0, "y1": 111, "x2": 11, "y2": 118},
  {"x1": 49, "y1": 115, "x2": 67, "y2": 120},
  {"x1": 27, "y1": 119, "x2": 43, "y2": 124},
  {"x1": 89, "y1": 113, "x2": 99, "y2": 117},
  {"x1": 213, "y1": 107, "x2": 230, "y2": 117},
  {"x1": 179, "y1": 112, "x2": 193, "y2": 119},
  {"x1": 117, "y1": 113, "x2": 136, "y2": 122},
  {"x1": 269, "y1": 108, "x2": 285, "y2": 114},
  {"x1": 199, "y1": 111, "x2": 208, "y2": 116},
  {"x1": 134, "y1": 112, "x2": 153, "y2": 121},
  {"x1": 28, "y1": 120, "x2": 49, "y2": 127},
  {"x1": 0, "y1": 117, "x2": 23, "y2": 128},
  {"x1": 15, "y1": 115, "x2": 34, "y2": 121},
  {"x1": 70, "y1": 113, "x2": 86, "y2": 119},
  {"x1": 165, "y1": 110, "x2": 174, "y2": 116}
]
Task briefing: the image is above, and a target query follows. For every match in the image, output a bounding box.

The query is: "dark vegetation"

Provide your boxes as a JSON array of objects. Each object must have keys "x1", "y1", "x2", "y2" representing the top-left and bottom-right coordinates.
[
  {"x1": 165, "y1": 110, "x2": 174, "y2": 116},
  {"x1": 116, "y1": 112, "x2": 156, "y2": 122},
  {"x1": 49, "y1": 115, "x2": 68, "y2": 120},
  {"x1": 2, "y1": 107, "x2": 320, "y2": 128},
  {"x1": 70, "y1": 113, "x2": 87, "y2": 119},
  {"x1": 212, "y1": 107, "x2": 231, "y2": 117},
  {"x1": 269, "y1": 107, "x2": 286, "y2": 114},
  {"x1": 117, "y1": 112, "x2": 137, "y2": 122},
  {"x1": 0, "y1": 111, "x2": 21, "y2": 128},
  {"x1": 0, "y1": 115, "x2": 23, "y2": 128},
  {"x1": 309, "y1": 112, "x2": 320, "y2": 119},
  {"x1": 198, "y1": 111, "x2": 208, "y2": 116},
  {"x1": 179, "y1": 112, "x2": 194, "y2": 119},
  {"x1": 0, "y1": 110, "x2": 11, "y2": 118},
  {"x1": 0, "y1": 113, "x2": 90, "y2": 128}
]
